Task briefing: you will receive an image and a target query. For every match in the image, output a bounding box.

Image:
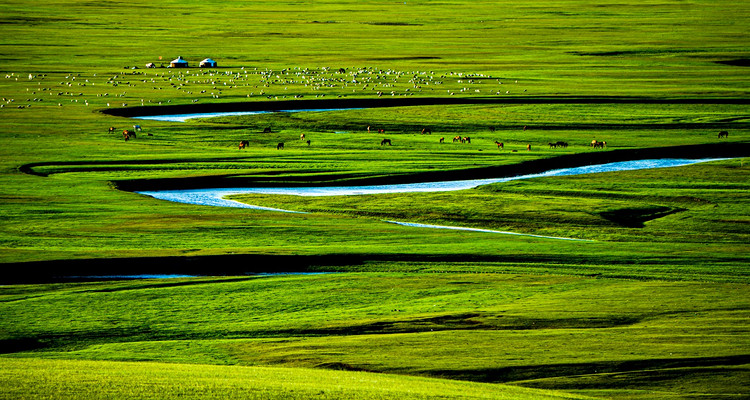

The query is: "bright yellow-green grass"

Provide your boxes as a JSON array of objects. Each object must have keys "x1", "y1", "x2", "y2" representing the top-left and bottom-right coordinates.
[
  {"x1": 0, "y1": 358, "x2": 596, "y2": 400},
  {"x1": 0, "y1": 0, "x2": 749, "y2": 399}
]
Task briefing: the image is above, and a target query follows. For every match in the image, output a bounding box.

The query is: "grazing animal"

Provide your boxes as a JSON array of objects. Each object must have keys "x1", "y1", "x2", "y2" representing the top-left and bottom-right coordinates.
[
  {"x1": 718, "y1": 131, "x2": 729, "y2": 138},
  {"x1": 381, "y1": 138, "x2": 392, "y2": 146},
  {"x1": 421, "y1": 127, "x2": 431, "y2": 135},
  {"x1": 276, "y1": 142, "x2": 284, "y2": 150},
  {"x1": 555, "y1": 141, "x2": 568, "y2": 148},
  {"x1": 549, "y1": 142, "x2": 557, "y2": 149},
  {"x1": 108, "y1": 126, "x2": 115, "y2": 134},
  {"x1": 523, "y1": 125, "x2": 527, "y2": 131},
  {"x1": 527, "y1": 144, "x2": 531, "y2": 151},
  {"x1": 453, "y1": 136, "x2": 461, "y2": 143},
  {"x1": 463, "y1": 136, "x2": 471, "y2": 144},
  {"x1": 300, "y1": 133, "x2": 306, "y2": 140},
  {"x1": 306, "y1": 140, "x2": 311, "y2": 146},
  {"x1": 592, "y1": 140, "x2": 606, "y2": 149},
  {"x1": 489, "y1": 126, "x2": 496, "y2": 132},
  {"x1": 439, "y1": 137, "x2": 444, "y2": 143},
  {"x1": 133, "y1": 124, "x2": 142, "y2": 131},
  {"x1": 123, "y1": 130, "x2": 136, "y2": 140},
  {"x1": 263, "y1": 127, "x2": 272, "y2": 133},
  {"x1": 495, "y1": 141, "x2": 503, "y2": 149},
  {"x1": 238, "y1": 140, "x2": 249, "y2": 150}
]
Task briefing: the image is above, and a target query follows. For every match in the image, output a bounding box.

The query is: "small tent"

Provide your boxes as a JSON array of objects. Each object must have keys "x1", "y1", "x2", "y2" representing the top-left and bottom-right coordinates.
[
  {"x1": 170, "y1": 56, "x2": 188, "y2": 68},
  {"x1": 200, "y1": 58, "x2": 217, "y2": 68}
]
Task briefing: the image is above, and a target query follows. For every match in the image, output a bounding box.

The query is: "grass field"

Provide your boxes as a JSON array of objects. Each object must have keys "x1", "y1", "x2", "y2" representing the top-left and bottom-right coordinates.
[{"x1": 1, "y1": 0, "x2": 749, "y2": 399}]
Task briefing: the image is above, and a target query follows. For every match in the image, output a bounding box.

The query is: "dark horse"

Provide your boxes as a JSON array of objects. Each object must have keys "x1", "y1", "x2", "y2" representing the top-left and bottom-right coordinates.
[
  {"x1": 381, "y1": 138, "x2": 392, "y2": 146},
  {"x1": 277, "y1": 142, "x2": 284, "y2": 150},
  {"x1": 718, "y1": 131, "x2": 729, "y2": 138},
  {"x1": 238, "y1": 140, "x2": 249, "y2": 150}
]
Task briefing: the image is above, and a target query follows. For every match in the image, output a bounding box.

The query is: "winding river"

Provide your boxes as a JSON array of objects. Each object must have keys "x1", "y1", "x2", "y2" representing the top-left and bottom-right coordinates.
[
  {"x1": 127, "y1": 105, "x2": 735, "y2": 241},
  {"x1": 136, "y1": 158, "x2": 727, "y2": 241}
]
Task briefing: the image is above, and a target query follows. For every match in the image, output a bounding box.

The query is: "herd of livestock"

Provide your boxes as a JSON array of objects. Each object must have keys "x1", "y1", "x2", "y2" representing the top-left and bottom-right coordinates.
[{"x1": 110, "y1": 123, "x2": 730, "y2": 151}]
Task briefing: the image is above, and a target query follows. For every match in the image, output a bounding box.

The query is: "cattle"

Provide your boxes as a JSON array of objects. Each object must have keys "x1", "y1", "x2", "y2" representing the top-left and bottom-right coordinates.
[
  {"x1": 495, "y1": 141, "x2": 504, "y2": 149},
  {"x1": 718, "y1": 131, "x2": 729, "y2": 138},
  {"x1": 238, "y1": 140, "x2": 249, "y2": 150},
  {"x1": 276, "y1": 142, "x2": 284, "y2": 150},
  {"x1": 263, "y1": 127, "x2": 272, "y2": 133},
  {"x1": 592, "y1": 140, "x2": 606, "y2": 149},
  {"x1": 381, "y1": 138, "x2": 392, "y2": 146}
]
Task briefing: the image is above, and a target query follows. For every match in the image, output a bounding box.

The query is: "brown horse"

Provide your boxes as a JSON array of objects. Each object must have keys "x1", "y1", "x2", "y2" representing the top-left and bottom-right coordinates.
[
  {"x1": 718, "y1": 131, "x2": 729, "y2": 138},
  {"x1": 238, "y1": 140, "x2": 249, "y2": 150},
  {"x1": 592, "y1": 140, "x2": 606, "y2": 149},
  {"x1": 439, "y1": 137, "x2": 445, "y2": 143},
  {"x1": 123, "y1": 130, "x2": 136, "y2": 140},
  {"x1": 495, "y1": 141, "x2": 503, "y2": 149},
  {"x1": 421, "y1": 127, "x2": 431, "y2": 135}
]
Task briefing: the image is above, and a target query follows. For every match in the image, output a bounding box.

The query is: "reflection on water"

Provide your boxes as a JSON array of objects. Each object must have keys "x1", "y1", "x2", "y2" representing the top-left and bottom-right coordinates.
[
  {"x1": 135, "y1": 108, "x2": 362, "y2": 122},
  {"x1": 137, "y1": 158, "x2": 728, "y2": 210}
]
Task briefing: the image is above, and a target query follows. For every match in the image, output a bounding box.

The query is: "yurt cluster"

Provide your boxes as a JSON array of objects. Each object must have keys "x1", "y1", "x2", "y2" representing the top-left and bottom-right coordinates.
[{"x1": 145, "y1": 56, "x2": 218, "y2": 69}]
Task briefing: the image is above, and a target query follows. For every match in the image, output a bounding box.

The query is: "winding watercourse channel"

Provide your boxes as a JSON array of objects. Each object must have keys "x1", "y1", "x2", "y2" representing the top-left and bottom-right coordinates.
[{"x1": 123, "y1": 100, "x2": 739, "y2": 242}]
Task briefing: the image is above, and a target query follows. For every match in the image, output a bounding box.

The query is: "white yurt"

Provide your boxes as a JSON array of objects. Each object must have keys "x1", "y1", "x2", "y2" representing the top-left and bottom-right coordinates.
[
  {"x1": 200, "y1": 58, "x2": 217, "y2": 68},
  {"x1": 170, "y1": 56, "x2": 188, "y2": 68}
]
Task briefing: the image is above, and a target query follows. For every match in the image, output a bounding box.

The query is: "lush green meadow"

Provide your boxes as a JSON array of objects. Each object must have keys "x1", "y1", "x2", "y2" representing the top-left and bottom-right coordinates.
[{"x1": 1, "y1": 0, "x2": 749, "y2": 399}]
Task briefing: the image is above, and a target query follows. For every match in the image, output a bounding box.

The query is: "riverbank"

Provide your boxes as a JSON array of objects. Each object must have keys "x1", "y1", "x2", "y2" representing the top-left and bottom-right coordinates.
[{"x1": 112, "y1": 142, "x2": 750, "y2": 192}]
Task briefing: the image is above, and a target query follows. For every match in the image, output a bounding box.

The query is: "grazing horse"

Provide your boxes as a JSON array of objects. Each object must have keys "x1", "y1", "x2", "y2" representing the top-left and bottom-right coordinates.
[
  {"x1": 276, "y1": 142, "x2": 284, "y2": 150},
  {"x1": 300, "y1": 133, "x2": 306, "y2": 140},
  {"x1": 238, "y1": 140, "x2": 249, "y2": 150},
  {"x1": 381, "y1": 138, "x2": 392, "y2": 146},
  {"x1": 108, "y1": 126, "x2": 115, "y2": 134},
  {"x1": 306, "y1": 140, "x2": 311, "y2": 146},
  {"x1": 549, "y1": 142, "x2": 557, "y2": 148},
  {"x1": 555, "y1": 141, "x2": 568, "y2": 148},
  {"x1": 439, "y1": 137, "x2": 445, "y2": 143},
  {"x1": 592, "y1": 140, "x2": 606, "y2": 149},
  {"x1": 453, "y1": 136, "x2": 461, "y2": 143},
  {"x1": 495, "y1": 141, "x2": 504, "y2": 149},
  {"x1": 527, "y1": 144, "x2": 531, "y2": 151},
  {"x1": 463, "y1": 136, "x2": 471, "y2": 144},
  {"x1": 263, "y1": 127, "x2": 272, "y2": 133},
  {"x1": 718, "y1": 131, "x2": 729, "y2": 138},
  {"x1": 421, "y1": 127, "x2": 431, "y2": 135},
  {"x1": 123, "y1": 130, "x2": 135, "y2": 140}
]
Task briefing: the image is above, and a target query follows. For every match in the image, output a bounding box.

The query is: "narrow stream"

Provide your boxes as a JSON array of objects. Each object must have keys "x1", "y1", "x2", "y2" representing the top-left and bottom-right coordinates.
[{"x1": 137, "y1": 158, "x2": 726, "y2": 210}]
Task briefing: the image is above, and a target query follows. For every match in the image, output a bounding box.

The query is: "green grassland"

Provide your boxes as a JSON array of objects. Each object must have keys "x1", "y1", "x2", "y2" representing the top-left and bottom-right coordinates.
[{"x1": 1, "y1": 0, "x2": 749, "y2": 399}]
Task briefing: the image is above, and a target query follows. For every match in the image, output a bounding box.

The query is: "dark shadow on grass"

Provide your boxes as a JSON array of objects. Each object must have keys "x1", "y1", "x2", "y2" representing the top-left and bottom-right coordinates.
[
  {"x1": 107, "y1": 141, "x2": 750, "y2": 191},
  {"x1": 427, "y1": 354, "x2": 750, "y2": 384}
]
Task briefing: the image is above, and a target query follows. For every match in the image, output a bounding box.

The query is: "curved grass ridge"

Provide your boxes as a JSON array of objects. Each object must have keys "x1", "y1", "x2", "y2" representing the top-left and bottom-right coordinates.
[{"x1": 0, "y1": 358, "x2": 594, "y2": 400}]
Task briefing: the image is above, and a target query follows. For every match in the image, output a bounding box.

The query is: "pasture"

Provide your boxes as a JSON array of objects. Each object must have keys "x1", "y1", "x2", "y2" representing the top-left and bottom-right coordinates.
[{"x1": 0, "y1": 0, "x2": 749, "y2": 399}]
